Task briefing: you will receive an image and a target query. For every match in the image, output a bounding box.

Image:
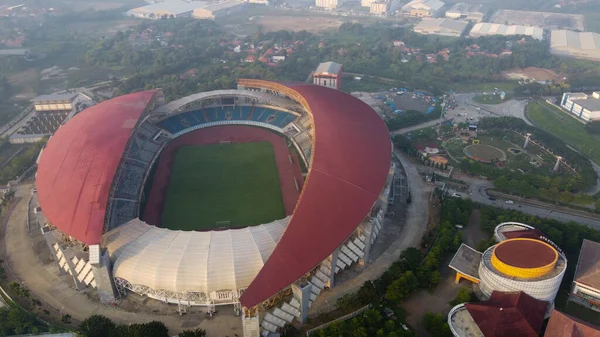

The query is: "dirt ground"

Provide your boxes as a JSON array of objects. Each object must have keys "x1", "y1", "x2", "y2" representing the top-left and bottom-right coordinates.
[
  {"x1": 504, "y1": 67, "x2": 562, "y2": 83},
  {"x1": 7, "y1": 69, "x2": 39, "y2": 101},
  {"x1": 490, "y1": 10, "x2": 584, "y2": 31},
  {"x1": 251, "y1": 15, "x2": 346, "y2": 33}
]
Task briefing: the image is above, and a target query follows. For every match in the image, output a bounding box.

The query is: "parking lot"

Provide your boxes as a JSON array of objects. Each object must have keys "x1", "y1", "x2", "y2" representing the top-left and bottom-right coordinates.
[{"x1": 443, "y1": 93, "x2": 529, "y2": 125}]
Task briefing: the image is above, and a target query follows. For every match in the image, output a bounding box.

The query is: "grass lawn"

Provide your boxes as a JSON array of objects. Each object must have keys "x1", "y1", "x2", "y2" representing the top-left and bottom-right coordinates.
[
  {"x1": 161, "y1": 142, "x2": 285, "y2": 230},
  {"x1": 585, "y1": 13, "x2": 600, "y2": 34},
  {"x1": 526, "y1": 102, "x2": 600, "y2": 165},
  {"x1": 472, "y1": 93, "x2": 512, "y2": 105}
]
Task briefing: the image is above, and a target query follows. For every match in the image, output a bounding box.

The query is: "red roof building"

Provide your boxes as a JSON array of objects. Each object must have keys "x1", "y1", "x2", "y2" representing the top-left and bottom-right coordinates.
[
  {"x1": 465, "y1": 291, "x2": 547, "y2": 337},
  {"x1": 544, "y1": 310, "x2": 600, "y2": 337}
]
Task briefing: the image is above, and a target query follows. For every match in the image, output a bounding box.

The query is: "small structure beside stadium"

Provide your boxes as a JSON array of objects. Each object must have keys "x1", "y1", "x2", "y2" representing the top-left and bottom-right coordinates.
[
  {"x1": 448, "y1": 222, "x2": 566, "y2": 316},
  {"x1": 312, "y1": 61, "x2": 343, "y2": 90},
  {"x1": 569, "y1": 239, "x2": 600, "y2": 312},
  {"x1": 34, "y1": 79, "x2": 393, "y2": 337},
  {"x1": 560, "y1": 92, "x2": 600, "y2": 122}
]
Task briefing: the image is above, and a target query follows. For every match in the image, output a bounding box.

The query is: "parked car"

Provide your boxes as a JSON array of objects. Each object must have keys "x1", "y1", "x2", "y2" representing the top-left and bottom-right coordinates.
[
  {"x1": 505, "y1": 200, "x2": 514, "y2": 205},
  {"x1": 488, "y1": 197, "x2": 496, "y2": 201}
]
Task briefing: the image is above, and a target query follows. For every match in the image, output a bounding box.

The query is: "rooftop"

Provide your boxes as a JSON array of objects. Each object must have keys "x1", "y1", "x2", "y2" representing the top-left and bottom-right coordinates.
[
  {"x1": 32, "y1": 93, "x2": 78, "y2": 102},
  {"x1": 544, "y1": 310, "x2": 600, "y2": 337},
  {"x1": 574, "y1": 239, "x2": 600, "y2": 291},
  {"x1": 448, "y1": 305, "x2": 484, "y2": 337},
  {"x1": 415, "y1": 18, "x2": 469, "y2": 33},
  {"x1": 493, "y1": 239, "x2": 557, "y2": 269},
  {"x1": 465, "y1": 291, "x2": 547, "y2": 337},
  {"x1": 551, "y1": 30, "x2": 600, "y2": 51},
  {"x1": 446, "y1": 2, "x2": 484, "y2": 14},
  {"x1": 565, "y1": 92, "x2": 600, "y2": 112},
  {"x1": 315, "y1": 61, "x2": 342, "y2": 75},
  {"x1": 127, "y1": 0, "x2": 207, "y2": 15},
  {"x1": 449, "y1": 243, "x2": 482, "y2": 280},
  {"x1": 402, "y1": 0, "x2": 445, "y2": 11},
  {"x1": 470, "y1": 23, "x2": 544, "y2": 40}
]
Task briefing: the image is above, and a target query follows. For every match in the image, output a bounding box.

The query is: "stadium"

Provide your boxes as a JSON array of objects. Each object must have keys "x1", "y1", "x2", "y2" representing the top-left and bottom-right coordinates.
[{"x1": 35, "y1": 79, "x2": 393, "y2": 336}]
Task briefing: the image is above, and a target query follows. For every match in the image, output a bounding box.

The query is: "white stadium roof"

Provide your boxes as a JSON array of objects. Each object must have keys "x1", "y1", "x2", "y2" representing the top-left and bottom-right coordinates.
[
  {"x1": 103, "y1": 217, "x2": 289, "y2": 295},
  {"x1": 470, "y1": 23, "x2": 544, "y2": 40}
]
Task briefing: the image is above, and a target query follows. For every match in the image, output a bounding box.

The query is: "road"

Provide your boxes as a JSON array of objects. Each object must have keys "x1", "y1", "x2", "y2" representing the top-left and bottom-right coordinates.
[
  {"x1": 308, "y1": 150, "x2": 429, "y2": 314},
  {"x1": 390, "y1": 118, "x2": 443, "y2": 135},
  {"x1": 466, "y1": 178, "x2": 600, "y2": 228}
]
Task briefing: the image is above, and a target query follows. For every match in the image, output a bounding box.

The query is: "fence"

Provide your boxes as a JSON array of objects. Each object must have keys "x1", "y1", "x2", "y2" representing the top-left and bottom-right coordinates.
[{"x1": 305, "y1": 304, "x2": 372, "y2": 336}]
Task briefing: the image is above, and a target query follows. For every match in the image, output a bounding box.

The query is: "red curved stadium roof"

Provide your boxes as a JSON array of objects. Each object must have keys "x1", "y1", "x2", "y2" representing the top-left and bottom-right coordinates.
[
  {"x1": 239, "y1": 82, "x2": 391, "y2": 308},
  {"x1": 36, "y1": 91, "x2": 157, "y2": 244}
]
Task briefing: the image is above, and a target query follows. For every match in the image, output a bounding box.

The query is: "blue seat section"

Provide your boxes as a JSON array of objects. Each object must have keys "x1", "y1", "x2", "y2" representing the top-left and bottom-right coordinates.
[{"x1": 156, "y1": 106, "x2": 298, "y2": 134}]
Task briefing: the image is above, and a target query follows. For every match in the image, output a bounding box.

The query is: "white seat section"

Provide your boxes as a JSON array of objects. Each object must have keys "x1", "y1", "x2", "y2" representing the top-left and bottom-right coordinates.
[
  {"x1": 289, "y1": 297, "x2": 301, "y2": 309},
  {"x1": 310, "y1": 293, "x2": 316, "y2": 302},
  {"x1": 75, "y1": 259, "x2": 86, "y2": 273},
  {"x1": 261, "y1": 321, "x2": 277, "y2": 333},
  {"x1": 71, "y1": 256, "x2": 79, "y2": 266},
  {"x1": 281, "y1": 302, "x2": 301, "y2": 318},
  {"x1": 336, "y1": 258, "x2": 346, "y2": 270},
  {"x1": 347, "y1": 241, "x2": 365, "y2": 257},
  {"x1": 359, "y1": 234, "x2": 366, "y2": 242},
  {"x1": 322, "y1": 259, "x2": 332, "y2": 269},
  {"x1": 337, "y1": 251, "x2": 352, "y2": 266},
  {"x1": 341, "y1": 246, "x2": 358, "y2": 262},
  {"x1": 273, "y1": 307, "x2": 294, "y2": 322},
  {"x1": 261, "y1": 330, "x2": 270, "y2": 337},
  {"x1": 316, "y1": 270, "x2": 329, "y2": 284},
  {"x1": 354, "y1": 237, "x2": 366, "y2": 250},
  {"x1": 309, "y1": 282, "x2": 321, "y2": 295},
  {"x1": 264, "y1": 312, "x2": 286, "y2": 328},
  {"x1": 83, "y1": 270, "x2": 94, "y2": 285},
  {"x1": 335, "y1": 266, "x2": 340, "y2": 273},
  {"x1": 311, "y1": 275, "x2": 325, "y2": 289},
  {"x1": 319, "y1": 264, "x2": 331, "y2": 277}
]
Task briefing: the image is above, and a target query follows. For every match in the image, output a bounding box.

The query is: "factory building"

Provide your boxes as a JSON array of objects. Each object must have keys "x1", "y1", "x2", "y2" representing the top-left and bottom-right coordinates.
[
  {"x1": 369, "y1": 1, "x2": 389, "y2": 15},
  {"x1": 413, "y1": 18, "x2": 469, "y2": 37},
  {"x1": 313, "y1": 62, "x2": 343, "y2": 89},
  {"x1": 315, "y1": 0, "x2": 344, "y2": 9},
  {"x1": 550, "y1": 30, "x2": 600, "y2": 62},
  {"x1": 560, "y1": 92, "x2": 600, "y2": 122},
  {"x1": 469, "y1": 22, "x2": 544, "y2": 40},
  {"x1": 444, "y1": 3, "x2": 487, "y2": 22},
  {"x1": 193, "y1": 1, "x2": 245, "y2": 19},
  {"x1": 400, "y1": 0, "x2": 445, "y2": 18},
  {"x1": 126, "y1": 0, "x2": 244, "y2": 20},
  {"x1": 569, "y1": 239, "x2": 600, "y2": 312}
]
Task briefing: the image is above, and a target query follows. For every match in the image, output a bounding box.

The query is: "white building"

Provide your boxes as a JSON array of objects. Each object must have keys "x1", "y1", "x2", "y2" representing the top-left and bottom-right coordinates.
[
  {"x1": 445, "y1": 2, "x2": 486, "y2": 22},
  {"x1": 192, "y1": 1, "x2": 245, "y2": 19},
  {"x1": 560, "y1": 92, "x2": 600, "y2": 122},
  {"x1": 551, "y1": 30, "x2": 600, "y2": 62},
  {"x1": 569, "y1": 239, "x2": 600, "y2": 311},
  {"x1": 315, "y1": 0, "x2": 344, "y2": 9},
  {"x1": 413, "y1": 18, "x2": 469, "y2": 37},
  {"x1": 126, "y1": 0, "x2": 203, "y2": 19},
  {"x1": 370, "y1": 1, "x2": 389, "y2": 15},
  {"x1": 400, "y1": 0, "x2": 445, "y2": 18},
  {"x1": 469, "y1": 23, "x2": 544, "y2": 40}
]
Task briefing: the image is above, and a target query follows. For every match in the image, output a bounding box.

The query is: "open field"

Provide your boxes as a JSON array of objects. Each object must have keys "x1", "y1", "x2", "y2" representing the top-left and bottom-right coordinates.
[
  {"x1": 452, "y1": 81, "x2": 519, "y2": 93},
  {"x1": 490, "y1": 10, "x2": 584, "y2": 30},
  {"x1": 526, "y1": 102, "x2": 600, "y2": 165},
  {"x1": 161, "y1": 142, "x2": 285, "y2": 230},
  {"x1": 504, "y1": 67, "x2": 562, "y2": 83},
  {"x1": 251, "y1": 15, "x2": 346, "y2": 33}
]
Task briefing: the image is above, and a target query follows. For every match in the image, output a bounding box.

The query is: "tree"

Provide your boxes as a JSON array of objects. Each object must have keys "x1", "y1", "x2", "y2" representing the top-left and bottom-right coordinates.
[
  {"x1": 450, "y1": 288, "x2": 473, "y2": 306},
  {"x1": 125, "y1": 321, "x2": 169, "y2": 337},
  {"x1": 179, "y1": 329, "x2": 207, "y2": 337},
  {"x1": 78, "y1": 315, "x2": 117, "y2": 337},
  {"x1": 422, "y1": 312, "x2": 452, "y2": 337},
  {"x1": 385, "y1": 271, "x2": 419, "y2": 302}
]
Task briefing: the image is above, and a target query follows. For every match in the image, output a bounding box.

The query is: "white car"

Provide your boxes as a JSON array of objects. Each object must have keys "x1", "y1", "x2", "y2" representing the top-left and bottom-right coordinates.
[
  {"x1": 452, "y1": 193, "x2": 461, "y2": 198},
  {"x1": 505, "y1": 200, "x2": 514, "y2": 205}
]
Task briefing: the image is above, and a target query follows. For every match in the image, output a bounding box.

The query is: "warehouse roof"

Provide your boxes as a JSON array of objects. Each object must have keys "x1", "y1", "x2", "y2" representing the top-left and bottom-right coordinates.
[
  {"x1": 446, "y1": 2, "x2": 484, "y2": 14},
  {"x1": 402, "y1": 0, "x2": 445, "y2": 11},
  {"x1": 36, "y1": 91, "x2": 158, "y2": 244},
  {"x1": 315, "y1": 61, "x2": 342, "y2": 75},
  {"x1": 565, "y1": 92, "x2": 600, "y2": 112},
  {"x1": 127, "y1": 0, "x2": 207, "y2": 15},
  {"x1": 574, "y1": 239, "x2": 600, "y2": 291},
  {"x1": 551, "y1": 30, "x2": 600, "y2": 50},
  {"x1": 416, "y1": 18, "x2": 469, "y2": 32},
  {"x1": 470, "y1": 23, "x2": 544, "y2": 40},
  {"x1": 32, "y1": 93, "x2": 78, "y2": 102}
]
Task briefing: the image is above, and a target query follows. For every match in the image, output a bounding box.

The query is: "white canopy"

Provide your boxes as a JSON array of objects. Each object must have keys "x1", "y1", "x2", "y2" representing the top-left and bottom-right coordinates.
[{"x1": 102, "y1": 217, "x2": 289, "y2": 294}]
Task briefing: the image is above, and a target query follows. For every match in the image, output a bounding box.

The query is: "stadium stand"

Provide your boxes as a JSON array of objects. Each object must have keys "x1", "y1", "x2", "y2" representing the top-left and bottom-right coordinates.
[
  {"x1": 15, "y1": 111, "x2": 69, "y2": 136},
  {"x1": 156, "y1": 105, "x2": 299, "y2": 134}
]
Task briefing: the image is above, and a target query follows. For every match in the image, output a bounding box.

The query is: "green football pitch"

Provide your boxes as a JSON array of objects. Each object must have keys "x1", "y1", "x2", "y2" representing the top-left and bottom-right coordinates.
[{"x1": 161, "y1": 142, "x2": 285, "y2": 230}]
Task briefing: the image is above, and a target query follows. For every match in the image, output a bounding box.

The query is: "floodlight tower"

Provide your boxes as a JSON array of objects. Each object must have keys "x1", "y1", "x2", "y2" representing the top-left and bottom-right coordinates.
[
  {"x1": 524, "y1": 133, "x2": 532, "y2": 148},
  {"x1": 553, "y1": 156, "x2": 562, "y2": 172}
]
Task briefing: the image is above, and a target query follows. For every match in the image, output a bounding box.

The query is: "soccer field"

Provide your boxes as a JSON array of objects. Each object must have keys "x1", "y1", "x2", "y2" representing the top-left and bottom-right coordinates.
[{"x1": 161, "y1": 142, "x2": 285, "y2": 230}]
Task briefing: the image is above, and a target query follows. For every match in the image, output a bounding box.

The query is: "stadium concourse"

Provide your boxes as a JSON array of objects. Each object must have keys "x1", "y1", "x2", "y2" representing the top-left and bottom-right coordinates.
[{"x1": 34, "y1": 79, "x2": 393, "y2": 336}]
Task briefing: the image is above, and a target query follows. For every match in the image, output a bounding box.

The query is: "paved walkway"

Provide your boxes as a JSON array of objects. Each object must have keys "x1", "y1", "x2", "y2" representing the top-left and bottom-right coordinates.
[
  {"x1": 1, "y1": 183, "x2": 242, "y2": 336},
  {"x1": 308, "y1": 150, "x2": 429, "y2": 314}
]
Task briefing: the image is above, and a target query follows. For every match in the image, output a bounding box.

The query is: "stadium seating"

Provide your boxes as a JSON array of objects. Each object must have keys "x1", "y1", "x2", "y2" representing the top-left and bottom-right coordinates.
[
  {"x1": 16, "y1": 111, "x2": 69, "y2": 136},
  {"x1": 114, "y1": 160, "x2": 146, "y2": 199},
  {"x1": 156, "y1": 105, "x2": 299, "y2": 134},
  {"x1": 107, "y1": 199, "x2": 138, "y2": 231}
]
